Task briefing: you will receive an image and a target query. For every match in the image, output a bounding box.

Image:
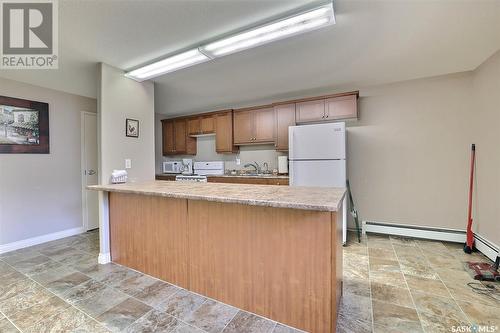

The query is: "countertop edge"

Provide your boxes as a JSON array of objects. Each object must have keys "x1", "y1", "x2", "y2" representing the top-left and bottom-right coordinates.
[{"x1": 88, "y1": 185, "x2": 345, "y2": 213}]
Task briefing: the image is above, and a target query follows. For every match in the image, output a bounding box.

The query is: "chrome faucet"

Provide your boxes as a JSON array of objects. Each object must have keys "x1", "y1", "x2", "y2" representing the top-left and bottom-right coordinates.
[{"x1": 244, "y1": 161, "x2": 261, "y2": 173}]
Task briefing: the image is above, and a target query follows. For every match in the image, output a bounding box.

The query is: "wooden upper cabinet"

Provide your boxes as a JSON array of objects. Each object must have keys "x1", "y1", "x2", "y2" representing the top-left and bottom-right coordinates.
[
  {"x1": 233, "y1": 110, "x2": 254, "y2": 144},
  {"x1": 187, "y1": 118, "x2": 200, "y2": 135},
  {"x1": 254, "y1": 108, "x2": 275, "y2": 143},
  {"x1": 295, "y1": 99, "x2": 325, "y2": 123},
  {"x1": 233, "y1": 106, "x2": 275, "y2": 145},
  {"x1": 174, "y1": 119, "x2": 187, "y2": 153},
  {"x1": 163, "y1": 120, "x2": 175, "y2": 155},
  {"x1": 162, "y1": 118, "x2": 196, "y2": 155},
  {"x1": 295, "y1": 93, "x2": 358, "y2": 123},
  {"x1": 274, "y1": 104, "x2": 296, "y2": 151},
  {"x1": 200, "y1": 116, "x2": 215, "y2": 134},
  {"x1": 164, "y1": 91, "x2": 357, "y2": 155},
  {"x1": 215, "y1": 111, "x2": 237, "y2": 153},
  {"x1": 326, "y1": 95, "x2": 357, "y2": 120},
  {"x1": 188, "y1": 115, "x2": 215, "y2": 136}
]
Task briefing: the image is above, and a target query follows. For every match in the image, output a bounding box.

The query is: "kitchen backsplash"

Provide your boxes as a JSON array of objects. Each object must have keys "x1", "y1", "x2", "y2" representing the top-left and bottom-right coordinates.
[{"x1": 158, "y1": 135, "x2": 287, "y2": 173}]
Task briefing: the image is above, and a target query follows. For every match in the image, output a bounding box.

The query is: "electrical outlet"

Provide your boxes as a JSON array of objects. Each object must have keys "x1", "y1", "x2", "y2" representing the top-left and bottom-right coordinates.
[
  {"x1": 125, "y1": 159, "x2": 132, "y2": 169},
  {"x1": 236, "y1": 158, "x2": 241, "y2": 165}
]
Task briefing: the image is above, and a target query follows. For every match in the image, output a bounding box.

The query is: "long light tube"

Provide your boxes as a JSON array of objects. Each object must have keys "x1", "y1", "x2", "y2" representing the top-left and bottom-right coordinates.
[
  {"x1": 200, "y1": 3, "x2": 334, "y2": 57},
  {"x1": 125, "y1": 2, "x2": 335, "y2": 81},
  {"x1": 125, "y1": 49, "x2": 210, "y2": 82}
]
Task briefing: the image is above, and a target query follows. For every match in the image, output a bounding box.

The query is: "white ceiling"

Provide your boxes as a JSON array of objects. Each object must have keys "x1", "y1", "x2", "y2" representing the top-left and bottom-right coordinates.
[{"x1": 0, "y1": 0, "x2": 499, "y2": 116}]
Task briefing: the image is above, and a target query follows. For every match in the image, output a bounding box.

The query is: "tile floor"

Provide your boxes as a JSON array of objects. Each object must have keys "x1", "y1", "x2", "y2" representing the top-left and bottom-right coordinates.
[
  {"x1": 337, "y1": 232, "x2": 500, "y2": 333},
  {"x1": 0, "y1": 230, "x2": 303, "y2": 333},
  {"x1": 1, "y1": 230, "x2": 499, "y2": 333}
]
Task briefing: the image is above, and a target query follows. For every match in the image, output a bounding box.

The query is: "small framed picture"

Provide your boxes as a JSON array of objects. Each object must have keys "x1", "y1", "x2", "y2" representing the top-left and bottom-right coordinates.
[{"x1": 126, "y1": 118, "x2": 139, "y2": 138}]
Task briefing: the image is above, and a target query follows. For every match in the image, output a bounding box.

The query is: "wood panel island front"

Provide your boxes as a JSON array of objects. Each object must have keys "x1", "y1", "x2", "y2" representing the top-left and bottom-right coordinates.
[{"x1": 90, "y1": 181, "x2": 346, "y2": 333}]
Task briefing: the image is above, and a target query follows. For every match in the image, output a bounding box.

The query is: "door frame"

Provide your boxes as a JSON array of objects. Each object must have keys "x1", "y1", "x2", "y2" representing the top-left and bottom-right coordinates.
[{"x1": 81, "y1": 111, "x2": 98, "y2": 231}]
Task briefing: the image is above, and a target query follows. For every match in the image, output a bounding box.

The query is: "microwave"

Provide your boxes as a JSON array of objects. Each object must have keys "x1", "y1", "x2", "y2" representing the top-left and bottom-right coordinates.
[{"x1": 163, "y1": 161, "x2": 182, "y2": 174}]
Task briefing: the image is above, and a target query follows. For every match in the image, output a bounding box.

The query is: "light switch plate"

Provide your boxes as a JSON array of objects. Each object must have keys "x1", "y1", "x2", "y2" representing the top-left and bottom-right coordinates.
[{"x1": 125, "y1": 159, "x2": 132, "y2": 169}]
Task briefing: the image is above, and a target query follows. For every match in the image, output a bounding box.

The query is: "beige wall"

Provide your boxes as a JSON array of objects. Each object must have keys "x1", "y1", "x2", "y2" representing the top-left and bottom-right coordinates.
[
  {"x1": 470, "y1": 51, "x2": 500, "y2": 246},
  {"x1": 349, "y1": 51, "x2": 499, "y2": 246},
  {"x1": 154, "y1": 113, "x2": 286, "y2": 174},
  {"x1": 0, "y1": 77, "x2": 97, "y2": 245},
  {"x1": 99, "y1": 64, "x2": 155, "y2": 183}
]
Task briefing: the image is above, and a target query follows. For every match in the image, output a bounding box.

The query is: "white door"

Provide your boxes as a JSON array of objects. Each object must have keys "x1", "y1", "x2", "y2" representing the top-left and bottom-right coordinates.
[
  {"x1": 289, "y1": 122, "x2": 345, "y2": 160},
  {"x1": 82, "y1": 112, "x2": 99, "y2": 230}
]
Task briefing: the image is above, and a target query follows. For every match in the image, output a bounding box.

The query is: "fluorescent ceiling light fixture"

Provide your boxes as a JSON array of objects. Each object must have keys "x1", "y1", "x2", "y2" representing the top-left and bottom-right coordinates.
[
  {"x1": 125, "y1": 2, "x2": 335, "y2": 81},
  {"x1": 125, "y1": 49, "x2": 210, "y2": 82},
  {"x1": 200, "y1": 3, "x2": 335, "y2": 57}
]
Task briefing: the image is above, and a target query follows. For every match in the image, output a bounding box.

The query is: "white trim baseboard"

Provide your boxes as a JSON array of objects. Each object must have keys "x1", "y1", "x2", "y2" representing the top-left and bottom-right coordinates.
[
  {"x1": 98, "y1": 252, "x2": 111, "y2": 264},
  {"x1": 474, "y1": 234, "x2": 500, "y2": 263},
  {"x1": 0, "y1": 227, "x2": 85, "y2": 254},
  {"x1": 362, "y1": 220, "x2": 499, "y2": 262},
  {"x1": 362, "y1": 221, "x2": 466, "y2": 242}
]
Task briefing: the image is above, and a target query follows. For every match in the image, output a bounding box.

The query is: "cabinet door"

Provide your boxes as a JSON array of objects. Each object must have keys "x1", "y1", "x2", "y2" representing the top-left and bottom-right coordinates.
[
  {"x1": 326, "y1": 95, "x2": 357, "y2": 120},
  {"x1": 200, "y1": 116, "x2": 215, "y2": 134},
  {"x1": 187, "y1": 117, "x2": 200, "y2": 135},
  {"x1": 215, "y1": 112, "x2": 237, "y2": 153},
  {"x1": 254, "y1": 108, "x2": 275, "y2": 143},
  {"x1": 274, "y1": 104, "x2": 295, "y2": 151},
  {"x1": 162, "y1": 120, "x2": 175, "y2": 155},
  {"x1": 233, "y1": 111, "x2": 255, "y2": 144},
  {"x1": 295, "y1": 99, "x2": 325, "y2": 123},
  {"x1": 174, "y1": 119, "x2": 187, "y2": 153}
]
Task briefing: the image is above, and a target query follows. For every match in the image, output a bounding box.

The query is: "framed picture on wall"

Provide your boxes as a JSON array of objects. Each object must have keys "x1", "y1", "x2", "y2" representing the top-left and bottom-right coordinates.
[
  {"x1": 0, "y1": 95, "x2": 49, "y2": 154},
  {"x1": 126, "y1": 118, "x2": 139, "y2": 138}
]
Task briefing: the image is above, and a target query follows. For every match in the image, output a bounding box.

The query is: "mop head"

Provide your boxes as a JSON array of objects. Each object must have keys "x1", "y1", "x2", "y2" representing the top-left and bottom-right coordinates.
[{"x1": 466, "y1": 262, "x2": 500, "y2": 282}]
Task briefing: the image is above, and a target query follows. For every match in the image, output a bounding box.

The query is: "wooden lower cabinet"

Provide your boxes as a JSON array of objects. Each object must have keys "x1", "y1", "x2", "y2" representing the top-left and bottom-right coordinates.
[
  {"x1": 156, "y1": 175, "x2": 176, "y2": 181},
  {"x1": 207, "y1": 176, "x2": 288, "y2": 185},
  {"x1": 156, "y1": 175, "x2": 289, "y2": 185},
  {"x1": 109, "y1": 192, "x2": 342, "y2": 333}
]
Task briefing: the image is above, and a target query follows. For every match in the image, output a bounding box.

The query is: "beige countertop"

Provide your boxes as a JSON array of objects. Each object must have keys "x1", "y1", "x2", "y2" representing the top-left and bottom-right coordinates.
[{"x1": 89, "y1": 180, "x2": 345, "y2": 212}]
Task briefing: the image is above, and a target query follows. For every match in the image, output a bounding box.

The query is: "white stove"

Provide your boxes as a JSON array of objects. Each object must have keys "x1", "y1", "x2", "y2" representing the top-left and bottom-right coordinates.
[
  {"x1": 194, "y1": 161, "x2": 224, "y2": 176},
  {"x1": 175, "y1": 175, "x2": 208, "y2": 182}
]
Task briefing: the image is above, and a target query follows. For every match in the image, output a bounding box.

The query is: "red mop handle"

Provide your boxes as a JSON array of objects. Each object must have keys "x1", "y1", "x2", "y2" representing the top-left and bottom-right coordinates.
[{"x1": 466, "y1": 144, "x2": 475, "y2": 248}]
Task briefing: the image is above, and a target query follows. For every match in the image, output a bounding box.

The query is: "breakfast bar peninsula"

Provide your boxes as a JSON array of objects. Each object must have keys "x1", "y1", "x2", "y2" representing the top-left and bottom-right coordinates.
[{"x1": 90, "y1": 180, "x2": 345, "y2": 333}]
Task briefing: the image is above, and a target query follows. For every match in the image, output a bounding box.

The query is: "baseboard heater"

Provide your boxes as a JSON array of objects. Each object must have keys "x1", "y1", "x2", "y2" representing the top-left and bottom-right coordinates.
[{"x1": 362, "y1": 221, "x2": 499, "y2": 262}]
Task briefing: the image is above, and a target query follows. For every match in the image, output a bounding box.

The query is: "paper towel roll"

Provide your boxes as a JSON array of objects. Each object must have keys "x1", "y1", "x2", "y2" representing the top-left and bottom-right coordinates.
[{"x1": 278, "y1": 156, "x2": 288, "y2": 174}]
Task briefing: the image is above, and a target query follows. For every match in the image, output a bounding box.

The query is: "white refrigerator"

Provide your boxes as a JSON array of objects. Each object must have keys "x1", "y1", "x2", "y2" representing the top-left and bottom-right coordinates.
[{"x1": 289, "y1": 122, "x2": 347, "y2": 243}]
